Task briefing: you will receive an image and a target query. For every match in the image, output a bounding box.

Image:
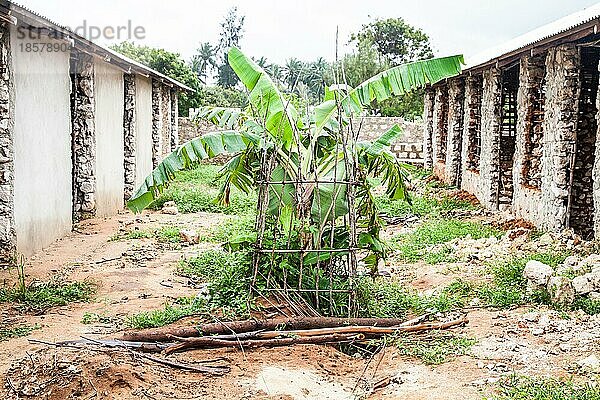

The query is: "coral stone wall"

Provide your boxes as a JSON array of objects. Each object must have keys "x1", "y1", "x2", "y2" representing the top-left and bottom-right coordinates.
[
  {"x1": 178, "y1": 115, "x2": 425, "y2": 163},
  {"x1": 541, "y1": 44, "x2": 580, "y2": 232},
  {"x1": 512, "y1": 54, "x2": 546, "y2": 226},
  {"x1": 423, "y1": 89, "x2": 435, "y2": 169},
  {"x1": 445, "y1": 78, "x2": 465, "y2": 186}
]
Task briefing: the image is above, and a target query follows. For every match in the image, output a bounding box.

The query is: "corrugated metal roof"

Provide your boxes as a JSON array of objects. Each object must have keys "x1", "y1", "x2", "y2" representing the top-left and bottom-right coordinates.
[
  {"x1": 464, "y1": 3, "x2": 600, "y2": 70},
  {"x1": 1, "y1": 0, "x2": 193, "y2": 91}
]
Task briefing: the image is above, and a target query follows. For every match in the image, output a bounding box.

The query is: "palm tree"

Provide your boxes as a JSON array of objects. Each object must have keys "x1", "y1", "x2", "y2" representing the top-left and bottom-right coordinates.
[
  {"x1": 191, "y1": 42, "x2": 217, "y2": 83},
  {"x1": 284, "y1": 58, "x2": 305, "y2": 92}
]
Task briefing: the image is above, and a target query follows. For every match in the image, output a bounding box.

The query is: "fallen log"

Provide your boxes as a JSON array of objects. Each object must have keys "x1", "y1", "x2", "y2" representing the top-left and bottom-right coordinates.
[
  {"x1": 164, "y1": 333, "x2": 363, "y2": 355},
  {"x1": 121, "y1": 316, "x2": 410, "y2": 342}
]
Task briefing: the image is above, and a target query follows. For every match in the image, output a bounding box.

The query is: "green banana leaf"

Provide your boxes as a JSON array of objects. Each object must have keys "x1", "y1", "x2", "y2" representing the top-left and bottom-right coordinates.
[
  {"x1": 314, "y1": 55, "x2": 464, "y2": 133},
  {"x1": 127, "y1": 130, "x2": 259, "y2": 213},
  {"x1": 228, "y1": 47, "x2": 303, "y2": 150}
]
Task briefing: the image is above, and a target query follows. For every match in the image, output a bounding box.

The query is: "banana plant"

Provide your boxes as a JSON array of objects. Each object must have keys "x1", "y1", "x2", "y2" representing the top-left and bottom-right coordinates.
[{"x1": 127, "y1": 47, "x2": 462, "y2": 269}]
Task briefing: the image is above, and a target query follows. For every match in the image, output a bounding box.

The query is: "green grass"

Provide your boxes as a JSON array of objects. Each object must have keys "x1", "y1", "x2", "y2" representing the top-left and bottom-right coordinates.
[
  {"x1": 490, "y1": 375, "x2": 600, "y2": 400},
  {"x1": 202, "y1": 213, "x2": 256, "y2": 243},
  {"x1": 81, "y1": 312, "x2": 113, "y2": 325},
  {"x1": 391, "y1": 219, "x2": 502, "y2": 264},
  {"x1": 356, "y1": 277, "x2": 469, "y2": 318},
  {"x1": 0, "y1": 281, "x2": 95, "y2": 312},
  {"x1": 156, "y1": 225, "x2": 182, "y2": 243},
  {"x1": 126, "y1": 297, "x2": 209, "y2": 329},
  {"x1": 392, "y1": 332, "x2": 476, "y2": 365},
  {"x1": 149, "y1": 164, "x2": 257, "y2": 215},
  {"x1": 375, "y1": 194, "x2": 476, "y2": 219},
  {"x1": 0, "y1": 324, "x2": 39, "y2": 342}
]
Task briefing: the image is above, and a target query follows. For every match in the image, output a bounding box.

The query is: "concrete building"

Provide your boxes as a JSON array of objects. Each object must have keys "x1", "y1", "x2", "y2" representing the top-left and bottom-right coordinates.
[
  {"x1": 0, "y1": 1, "x2": 191, "y2": 261},
  {"x1": 424, "y1": 4, "x2": 600, "y2": 240}
]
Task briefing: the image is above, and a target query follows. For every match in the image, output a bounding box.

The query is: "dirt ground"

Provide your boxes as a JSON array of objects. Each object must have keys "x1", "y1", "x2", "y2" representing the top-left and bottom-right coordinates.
[{"x1": 1, "y1": 208, "x2": 598, "y2": 399}]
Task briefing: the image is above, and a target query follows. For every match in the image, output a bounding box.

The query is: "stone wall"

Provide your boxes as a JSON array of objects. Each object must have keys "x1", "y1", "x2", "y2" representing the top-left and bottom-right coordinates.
[
  {"x1": 512, "y1": 54, "x2": 546, "y2": 226},
  {"x1": 541, "y1": 44, "x2": 580, "y2": 232},
  {"x1": 445, "y1": 78, "x2": 464, "y2": 185},
  {"x1": 70, "y1": 52, "x2": 96, "y2": 221},
  {"x1": 0, "y1": 23, "x2": 14, "y2": 263},
  {"x1": 461, "y1": 75, "x2": 483, "y2": 173},
  {"x1": 478, "y1": 67, "x2": 502, "y2": 209},
  {"x1": 178, "y1": 115, "x2": 425, "y2": 163},
  {"x1": 170, "y1": 89, "x2": 178, "y2": 152},
  {"x1": 423, "y1": 89, "x2": 435, "y2": 169},
  {"x1": 432, "y1": 85, "x2": 448, "y2": 165},
  {"x1": 123, "y1": 73, "x2": 136, "y2": 201},
  {"x1": 151, "y1": 79, "x2": 162, "y2": 168}
]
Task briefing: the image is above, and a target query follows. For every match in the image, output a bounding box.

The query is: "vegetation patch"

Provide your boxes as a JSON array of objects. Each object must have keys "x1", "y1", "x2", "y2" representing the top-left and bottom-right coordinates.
[
  {"x1": 391, "y1": 219, "x2": 502, "y2": 264},
  {"x1": 0, "y1": 281, "x2": 95, "y2": 312},
  {"x1": 149, "y1": 164, "x2": 257, "y2": 215},
  {"x1": 0, "y1": 324, "x2": 39, "y2": 342},
  {"x1": 490, "y1": 375, "x2": 600, "y2": 400},
  {"x1": 376, "y1": 194, "x2": 475, "y2": 219},
  {"x1": 126, "y1": 297, "x2": 209, "y2": 329},
  {"x1": 391, "y1": 332, "x2": 476, "y2": 365}
]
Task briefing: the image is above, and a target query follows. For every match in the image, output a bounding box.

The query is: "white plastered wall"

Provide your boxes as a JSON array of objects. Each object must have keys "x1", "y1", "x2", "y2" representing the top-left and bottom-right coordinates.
[
  {"x1": 135, "y1": 75, "x2": 153, "y2": 188},
  {"x1": 11, "y1": 29, "x2": 72, "y2": 256},
  {"x1": 94, "y1": 59, "x2": 124, "y2": 216}
]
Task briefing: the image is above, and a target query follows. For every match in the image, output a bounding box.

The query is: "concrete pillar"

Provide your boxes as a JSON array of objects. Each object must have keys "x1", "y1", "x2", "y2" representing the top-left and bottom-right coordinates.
[
  {"x1": 479, "y1": 67, "x2": 502, "y2": 209},
  {"x1": 445, "y1": 78, "x2": 465, "y2": 186},
  {"x1": 170, "y1": 88, "x2": 179, "y2": 151},
  {"x1": 151, "y1": 78, "x2": 162, "y2": 168},
  {"x1": 71, "y1": 52, "x2": 96, "y2": 222},
  {"x1": 541, "y1": 44, "x2": 580, "y2": 232},
  {"x1": 123, "y1": 73, "x2": 136, "y2": 201},
  {"x1": 0, "y1": 23, "x2": 15, "y2": 264},
  {"x1": 422, "y1": 88, "x2": 434, "y2": 170}
]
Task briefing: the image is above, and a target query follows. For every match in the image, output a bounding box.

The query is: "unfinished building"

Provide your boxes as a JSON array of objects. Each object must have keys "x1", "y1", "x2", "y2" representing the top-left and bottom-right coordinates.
[
  {"x1": 424, "y1": 4, "x2": 600, "y2": 240},
  {"x1": 0, "y1": 1, "x2": 190, "y2": 261}
]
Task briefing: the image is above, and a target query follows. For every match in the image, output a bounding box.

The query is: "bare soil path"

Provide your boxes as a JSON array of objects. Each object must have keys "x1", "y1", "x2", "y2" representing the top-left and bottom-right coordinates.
[{"x1": 0, "y1": 209, "x2": 597, "y2": 399}]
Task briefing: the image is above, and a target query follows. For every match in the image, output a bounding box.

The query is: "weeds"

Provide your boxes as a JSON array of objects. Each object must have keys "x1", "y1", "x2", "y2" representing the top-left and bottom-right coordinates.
[
  {"x1": 376, "y1": 194, "x2": 475, "y2": 219},
  {"x1": 391, "y1": 219, "x2": 502, "y2": 264},
  {"x1": 0, "y1": 324, "x2": 39, "y2": 342},
  {"x1": 81, "y1": 312, "x2": 113, "y2": 325},
  {"x1": 490, "y1": 375, "x2": 600, "y2": 400},
  {"x1": 391, "y1": 332, "x2": 476, "y2": 365},
  {"x1": 126, "y1": 297, "x2": 209, "y2": 329},
  {"x1": 0, "y1": 281, "x2": 95, "y2": 312}
]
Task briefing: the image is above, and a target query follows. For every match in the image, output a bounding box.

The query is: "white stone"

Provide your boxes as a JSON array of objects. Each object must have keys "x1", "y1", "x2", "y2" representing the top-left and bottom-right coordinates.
[
  {"x1": 162, "y1": 206, "x2": 178, "y2": 215},
  {"x1": 523, "y1": 260, "x2": 553, "y2": 286},
  {"x1": 576, "y1": 254, "x2": 600, "y2": 274},
  {"x1": 179, "y1": 229, "x2": 199, "y2": 244},
  {"x1": 577, "y1": 354, "x2": 600, "y2": 373},
  {"x1": 573, "y1": 274, "x2": 594, "y2": 295},
  {"x1": 589, "y1": 292, "x2": 600, "y2": 301},
  {"x1": 547, "y1": 276, "x2": 574, "y2": 305},
  {"x1": 537, "y1": 233, "x2": 554, "y2": 246}
]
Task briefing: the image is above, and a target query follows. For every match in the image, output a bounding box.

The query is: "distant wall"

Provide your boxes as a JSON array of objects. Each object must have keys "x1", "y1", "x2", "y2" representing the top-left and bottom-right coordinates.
[
  {"x1": 135, "y1": 76, "x2": 153, "y2": 188},
  {"x1": 178, "y1": 115, "x2": 424, "y2": 163},
  {"x1": 94, "y1": 60, "x2": 124, "y2": 216},
  {"x1": 11, "y1": 31, "x2": 72, "y2": 256}
]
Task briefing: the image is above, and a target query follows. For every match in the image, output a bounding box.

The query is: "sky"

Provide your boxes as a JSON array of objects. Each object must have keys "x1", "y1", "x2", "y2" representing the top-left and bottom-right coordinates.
[{"x1": 16, "y1": 0, "x2": 600, "y2": 65}]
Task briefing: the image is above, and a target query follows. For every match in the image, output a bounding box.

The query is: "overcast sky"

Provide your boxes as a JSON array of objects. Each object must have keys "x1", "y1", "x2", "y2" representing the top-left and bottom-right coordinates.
[{"x1": 17, "y1": 0, "x2": 600, "y2": 64}]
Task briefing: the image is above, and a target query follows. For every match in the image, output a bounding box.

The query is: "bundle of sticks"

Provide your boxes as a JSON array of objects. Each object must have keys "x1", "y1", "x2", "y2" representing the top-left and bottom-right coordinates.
[{"x1": 111, "y1": 315, "x2": 469, "y2": 355}]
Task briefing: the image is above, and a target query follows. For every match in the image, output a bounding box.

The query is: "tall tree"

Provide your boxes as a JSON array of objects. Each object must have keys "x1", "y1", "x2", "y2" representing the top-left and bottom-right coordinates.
[
  {"x1": 191, "y1": 42, "x2": 217, "y2": 84},
  {"x1": 347, "y1": 18, "x2": 434, "y2": 119},
  {"x1": 110, "y1": 41, "x2": 201, "y2": 115},
  {"x1": 217, "y1": 7, "x2": 245, "y2": 88},
  {"x1": 350, "y1": 18, "x2": 433, "y2": 65}
]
